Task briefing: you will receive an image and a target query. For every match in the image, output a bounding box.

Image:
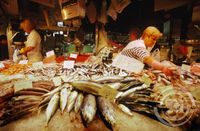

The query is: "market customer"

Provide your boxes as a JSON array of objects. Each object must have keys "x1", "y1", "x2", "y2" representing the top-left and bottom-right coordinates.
[
  {"x1": 128, "y1": 27, "x2": 141, "y2": 42},
  {"x1": 112, "y1": 26, "x2": 176, "y2": 76},
  {"x1": 19, "y1": 18, "x2": 43, "y2": 63},
  {"x1": 173, "y1": 41, "x2": 189, "y2": 65}
]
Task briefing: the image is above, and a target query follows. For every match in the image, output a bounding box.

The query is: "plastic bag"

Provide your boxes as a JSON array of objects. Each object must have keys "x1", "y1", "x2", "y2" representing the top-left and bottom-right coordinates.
[
  {"x1": 151, "y1": 48, "x2": 160, "y2": 62},
  {"x1": 13, "y1": 49, "x2": 22, "y2": 63}
]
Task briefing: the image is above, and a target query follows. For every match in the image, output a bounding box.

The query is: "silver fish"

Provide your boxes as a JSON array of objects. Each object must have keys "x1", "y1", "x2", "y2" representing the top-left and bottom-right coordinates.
[
  {"x1": 81, "y1": 94, "x2": 97, "y2": 127},
  {"x1": 107, "y1": 83, "x2": 123, "y2": 90},
  {"x1": 66, "y1": 91, "x2": 78, "y2": 112},
  {"x1": 118, "y1": 104, "x2": 133, "y2": 116},
  {"x1": 152, "y1": 70, "x2": 162, "y2": 74},
  {"x1": 118, "y1": 69, "x2": 129, "y2": 76},
  {"x1": 120, "y1": 76, "x2": 137, "y2": 83},
  {"x1": 119, "y1": 84, "x2": 148, "y2": 99},
  {"x1": 94, "y1": 76, "x2": 124, "y2": 83},
  {"x1": 13, "y1": 95, "x2": 42, "y2": 101},
  {"x1": 97, "y1": 97, "x2": 116, "y2": 129},
  {"x1": 74, "y1": 93, "x2": 84, "y2": 113},
  {"x1": 119, "y1": 80, "x2": 143, "y2": 91},
  {"x1": 161, "y1": 78, "x2": 171, "y2": 85},
  {"x1": 43, "y1": 85, "x2": 64, "y2": 97},
  {"x1": 22, "y1": 87, "x2": 50, "y2": 93},
  {"x1": 115, "y1": 92, "x2": 123, "y2": 100},
  {"x1": 14, "y1": 90, "x2": 45, "y2": 96},
  {"x1": 39, "y1": 95, "x2": 52, "y2": 109},
  {"x1": 45, "y1": 93, "x2": 59, "y2": 125},
  {"x1": 70, "y1": 81, "x2": 102, "y2": 95},
  {"x1": 157, "y1": 76, "x2": 161, "y2": 82},
  {"x1": 60, "y1": 88, "x2": 71, "y2": 113}
]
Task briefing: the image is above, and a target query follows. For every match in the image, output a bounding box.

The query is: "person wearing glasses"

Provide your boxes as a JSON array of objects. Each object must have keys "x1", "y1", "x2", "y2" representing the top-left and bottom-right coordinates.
[{"x1": 112, "y1": 26, "x2": 176, "y2": 76}]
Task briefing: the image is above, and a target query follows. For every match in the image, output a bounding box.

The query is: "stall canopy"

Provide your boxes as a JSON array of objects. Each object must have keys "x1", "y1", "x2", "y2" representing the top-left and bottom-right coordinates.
[{"x1": 0, "y1": 0, "x2": 200, "y2": 32}]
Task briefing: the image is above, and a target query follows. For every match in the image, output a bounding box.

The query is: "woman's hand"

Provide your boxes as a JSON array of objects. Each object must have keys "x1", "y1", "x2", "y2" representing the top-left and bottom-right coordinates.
[
  {"x1": 19, "y1": 46, "x2": 34, "y2": 55},
  {"x1": 19, "y1": 48, "x2": 25, "y2": 54}
]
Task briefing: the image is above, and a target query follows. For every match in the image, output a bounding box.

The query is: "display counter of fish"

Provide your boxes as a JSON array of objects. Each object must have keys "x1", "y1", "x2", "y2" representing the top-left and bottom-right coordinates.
[{"x1": 0, "y1": 63, "x2": 200, "y2": 130}]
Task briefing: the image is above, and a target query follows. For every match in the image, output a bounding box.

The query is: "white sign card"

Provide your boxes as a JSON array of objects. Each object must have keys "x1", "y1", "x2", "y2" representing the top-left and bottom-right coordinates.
[
  {"x1": 112, "y1": 54, "x2": 144, "y2": 73},
  {"x1": 63, "y1": 60, "x2": 75, "y2": 69},
  {"x1": 46, "y1": 50, "x2": 55, "y2": 57},
  {"x1": 69, "y1": 53, "x2": 78, "y2": 59},
  {"x1": 14, "y1": 80, "x2": 33, "y2": 92},
  {"x1": 181, "y1": 64, "x2": 191, "y2": 72},
  {"x1": 19, "y1": 60, "x2": 28, "y2": 64}
]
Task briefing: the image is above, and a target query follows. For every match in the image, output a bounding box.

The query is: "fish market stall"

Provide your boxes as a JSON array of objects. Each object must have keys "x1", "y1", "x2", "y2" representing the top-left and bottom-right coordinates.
[
  {"x1": 1, "y1": 0, "x2": 200, "y2": 130},
  {"x1": 0, "y1": 62, "x2": 200, "y2": 131}
]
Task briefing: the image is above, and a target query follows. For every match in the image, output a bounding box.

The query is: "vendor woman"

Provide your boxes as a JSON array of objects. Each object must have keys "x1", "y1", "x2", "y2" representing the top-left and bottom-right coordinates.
[
  {"x1": 19, "y1": 18, "x2": 43, "y2": 63},
  {"x1": 112, "y1": 26, "x2": 176, "y2": 76}
]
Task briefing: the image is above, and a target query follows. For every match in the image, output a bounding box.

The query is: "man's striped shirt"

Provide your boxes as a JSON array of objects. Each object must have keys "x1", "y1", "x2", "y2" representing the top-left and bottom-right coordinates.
[{"x1": 121, "y1": 40, "x2": 150, "y2": 62}]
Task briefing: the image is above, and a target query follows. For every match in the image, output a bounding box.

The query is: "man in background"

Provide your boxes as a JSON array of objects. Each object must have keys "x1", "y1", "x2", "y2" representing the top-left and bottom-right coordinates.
[
  {"x1": 128, "y1": 27, "x2": 141, "y2": 41},
  {"x1": 173, "y1": 41, "x2": 189, "y2": 65}
]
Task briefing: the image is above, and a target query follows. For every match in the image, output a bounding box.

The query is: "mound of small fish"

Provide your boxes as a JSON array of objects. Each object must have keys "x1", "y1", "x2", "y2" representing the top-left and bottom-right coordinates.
[{"x1": 25, "y1": 63, "x2": 129, "y2": 81}]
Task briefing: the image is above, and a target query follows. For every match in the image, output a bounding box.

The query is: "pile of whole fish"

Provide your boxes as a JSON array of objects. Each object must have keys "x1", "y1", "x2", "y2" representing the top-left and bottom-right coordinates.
[
  {"x1": 0, "y1": 80, "x2": 55, "y2": 126},
  {"x1": 0, "y1": 82, "x2": 118, "y2": 129},
  {"x1": 0, "y1": 63, "x2": 200, "y2": 129},
  {"x1": 25, "y1": 63, "x2": 129, "y2": 81}
]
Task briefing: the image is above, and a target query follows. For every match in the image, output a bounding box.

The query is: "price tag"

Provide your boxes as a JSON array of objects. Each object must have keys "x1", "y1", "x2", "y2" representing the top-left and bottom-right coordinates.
[
  {"x1": 112, "y1": 54, "x2": 144, "y2": 73},
  {"x1": 139, "y1": 74, "x2": 152, "y2": 87},
  {"x1": 46, "y1": 50, "x2": 55, "y2": 57},
  {"x1": 0, "y1": 63, "x2": 5, "y2": 68},
  {"x1": 181, "y1": 64, "x2": 190, "y2": 72},
  {"x1": 14, "y1": 80, "x2": 33, "y2": 92},
  {"x1": 19, "y1": 60, "x2": 28, "y2": 64},
  {"x1": 99, "y1": 85, "x2": 118, "y2": 101},
  {"x1": 69, "y1": 53, "x2": 78, "y2": 59},
  {"x1": 63, "y1": 60, "x2": 75, "y2": 69}
]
